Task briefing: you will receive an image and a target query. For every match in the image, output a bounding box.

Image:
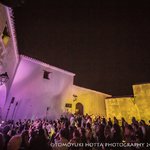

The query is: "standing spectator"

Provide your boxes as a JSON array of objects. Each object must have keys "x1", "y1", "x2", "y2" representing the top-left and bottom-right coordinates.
[
  {"x1": 0, "y1": 132, "x2": 4, "y2": 150},
  {"x1": 108, "y1": 118, "x2": 113, "y2": 128},
  {"x1": 20, "y1": 130, "x2": 29, "y2": 150},
  {"x1": 54, "y1": 129, "x2": 69, "y2": 150},
  {"x1": 7, "y1": 135, "x2": 22, "y2": 150}
]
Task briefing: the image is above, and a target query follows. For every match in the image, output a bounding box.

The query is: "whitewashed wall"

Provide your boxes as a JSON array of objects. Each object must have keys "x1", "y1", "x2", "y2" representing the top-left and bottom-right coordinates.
[
  {"x1": 65, "y1": 85, "x2": 111, "y2": 117},
  {"x1": 0, "y1": 4, "x2": 19, "y2": 115},
  {"x1": 3, "y1": 56, "x2": 74, "y2": 120}
]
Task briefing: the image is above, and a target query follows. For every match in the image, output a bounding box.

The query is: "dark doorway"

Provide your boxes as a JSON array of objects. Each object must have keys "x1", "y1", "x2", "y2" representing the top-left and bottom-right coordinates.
[{"x1": 76, "y1": 103, "x2": 84, "y2": 115}]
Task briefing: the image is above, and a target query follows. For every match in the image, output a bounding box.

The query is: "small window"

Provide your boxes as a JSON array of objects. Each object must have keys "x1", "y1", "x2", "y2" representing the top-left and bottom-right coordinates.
[
  {"x1": 43, "y1": 70, "x2": 51, "y2": 80},
  {"x1": 65, "y1": 103, "x2": 72, "y2": 108}
]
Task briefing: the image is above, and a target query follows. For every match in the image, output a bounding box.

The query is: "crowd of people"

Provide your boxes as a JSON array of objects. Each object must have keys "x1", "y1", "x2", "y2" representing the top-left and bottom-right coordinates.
[{"x1": 0, "y1": 113, "x2": 150, "y2": 150}]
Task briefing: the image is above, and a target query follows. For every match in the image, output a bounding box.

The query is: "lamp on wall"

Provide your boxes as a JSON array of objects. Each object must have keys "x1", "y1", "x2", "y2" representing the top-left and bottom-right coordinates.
[
  {"x1": 73, "y1": 94, "x2": 78, "y2": 102},
  {"x1": 0, "y1": 72, "x2": 9, "y2": 85}
]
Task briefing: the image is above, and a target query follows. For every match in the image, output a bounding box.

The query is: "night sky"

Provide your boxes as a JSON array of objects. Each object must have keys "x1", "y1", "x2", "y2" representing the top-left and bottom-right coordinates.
[{"x1": 13, "y1": 0, "x2": 150, "y2": 96}]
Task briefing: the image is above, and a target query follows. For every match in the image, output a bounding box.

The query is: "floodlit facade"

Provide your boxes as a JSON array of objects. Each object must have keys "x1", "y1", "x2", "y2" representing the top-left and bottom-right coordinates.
[
  {"x1": 105, "y1": 96, "x2": 140, "y2": 123},
  {"x1": 105, "y1": 84, "x2": 150, "y2": 123},
  {"x1": 1, "y1": 3, "x2": 150, "y2": 123},
  {"x1": 133, "y1": 83, "x2": 150, "y2": 122},
  {"x1": 64, "y1": 85, "x2": 110, "y2": 117},
  {"x1": 0, "y1": 3, "x2": 110, "y2": 120},
  {"x1": 0, "y1": 3, "x2": 19, "y2": 119},
  {"x1": 2, "y1": 55, "x2": 75, "y2": 120}
]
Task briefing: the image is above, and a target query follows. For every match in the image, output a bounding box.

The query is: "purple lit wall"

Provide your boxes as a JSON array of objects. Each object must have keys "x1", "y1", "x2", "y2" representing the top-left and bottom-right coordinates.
[
  {"x1": 0, "y1": 85, "x2": 6, "y2": 119},
  {"x1": 0, "y1": 3, "x2": 19, "y2": 107},
  {"x1": 2, "y1": 56, "x2": 74, "y2": 120}
]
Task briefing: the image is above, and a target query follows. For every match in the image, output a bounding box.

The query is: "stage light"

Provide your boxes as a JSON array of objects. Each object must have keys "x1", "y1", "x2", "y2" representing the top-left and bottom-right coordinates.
[
  {"x1": 73, "y1": 94, "x2": 77, "y2": 101},
  {"x1": 2, "y1": 25, "x2": 10, "y2": 46}
]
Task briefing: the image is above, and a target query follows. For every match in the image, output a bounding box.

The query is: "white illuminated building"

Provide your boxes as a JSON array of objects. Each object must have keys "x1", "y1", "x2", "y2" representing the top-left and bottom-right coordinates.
[{"x1": 0, "y1": 3, "x2": 110, "y2": 121}]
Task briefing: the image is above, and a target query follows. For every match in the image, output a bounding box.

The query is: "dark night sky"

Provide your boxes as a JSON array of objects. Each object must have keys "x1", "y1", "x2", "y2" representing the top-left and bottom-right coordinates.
[{"x1": 13, "y1": 0, "x2": 150, "y2": 96}]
